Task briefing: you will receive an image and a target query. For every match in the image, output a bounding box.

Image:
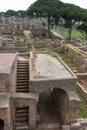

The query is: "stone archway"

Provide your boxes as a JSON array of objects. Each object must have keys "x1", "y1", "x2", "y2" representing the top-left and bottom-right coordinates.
[
  {"x1": 52, "y1": 88, "x2": 69, "y2": 123},
  {"x1": 0, "y1": 119, "x2": 4, "y2": 130},
  {"x1": 36, "y1": 88, "x2": 67, "y2": 128}
]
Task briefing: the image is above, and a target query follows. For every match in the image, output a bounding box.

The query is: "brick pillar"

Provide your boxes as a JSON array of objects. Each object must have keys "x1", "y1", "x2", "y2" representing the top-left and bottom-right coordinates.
[
  {"x1": 29, "y1": 103, "x2": 37, "y2": 129},
  {"x1": 4, "y1": 123, "x2": 12, "y2": 130}
]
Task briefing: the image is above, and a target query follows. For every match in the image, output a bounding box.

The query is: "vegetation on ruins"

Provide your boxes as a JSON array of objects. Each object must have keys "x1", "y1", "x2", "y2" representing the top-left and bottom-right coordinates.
[
  {"x1": 77, "y1": 91, "x2": 87, "y2": 118},
  {"x1": 27, "y1": 0, "x2": 87, "y2": 40},
  {"x1": 53, "y1": 28, "x2": 83, "y2": 39},
  {"x1": 27, "y1": 0, "x2": 63, "y2": 38},
  {"x1": 0, "y1": 0, "x2": 87, "y2": 40},
  {"x1": 77, "y1": 22, "x2": 87, "y2": 40},
  {"x1": 59, "y1": 3, "x2": 85, "y2": 40}
]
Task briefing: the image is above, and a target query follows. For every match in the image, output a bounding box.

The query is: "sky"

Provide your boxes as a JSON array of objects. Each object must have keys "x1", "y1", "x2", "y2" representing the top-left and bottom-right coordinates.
[{"x1": 0, "y1": 0, "x2": 87, "y2": 12}]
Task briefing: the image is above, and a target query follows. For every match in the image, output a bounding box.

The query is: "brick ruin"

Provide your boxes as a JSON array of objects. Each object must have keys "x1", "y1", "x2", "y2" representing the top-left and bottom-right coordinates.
[
  {"x1": 0, "y1": 51, "x2": 82, "y2": 130},
  {"x1": 0, "y1": 16, "x2": 46, "y2": 36},
  {"x1": 0, "y1": 17, "x2": 87, "y2": 130}
]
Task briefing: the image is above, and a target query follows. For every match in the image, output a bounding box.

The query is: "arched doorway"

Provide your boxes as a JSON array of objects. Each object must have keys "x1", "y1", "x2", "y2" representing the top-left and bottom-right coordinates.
[
  {"x1": 36, "y1": 88, "x2": 68, "y2": 128},
  {"x1": 0, "y1": 119, "x2": 4, "y2": 130}
]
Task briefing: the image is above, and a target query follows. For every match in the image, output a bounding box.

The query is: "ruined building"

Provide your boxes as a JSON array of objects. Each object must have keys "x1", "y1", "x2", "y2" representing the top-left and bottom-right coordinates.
[{"x1": 0, "y1": 51, "x2": 80, "y2": 130}]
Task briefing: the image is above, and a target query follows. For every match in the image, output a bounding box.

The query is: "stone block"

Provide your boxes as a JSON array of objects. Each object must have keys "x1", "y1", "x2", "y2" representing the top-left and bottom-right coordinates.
[{"x1": 62, "y1": 125, "x2": 70, "y2": 130}]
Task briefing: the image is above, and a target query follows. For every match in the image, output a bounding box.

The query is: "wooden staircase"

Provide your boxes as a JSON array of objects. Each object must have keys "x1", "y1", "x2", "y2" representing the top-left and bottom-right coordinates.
[
  {"x1": 15, "y1": 107, "x2": 29, "y2": 130},
  {"x1": 17, "y1": 60, "x2": 29, "y2": 93}
]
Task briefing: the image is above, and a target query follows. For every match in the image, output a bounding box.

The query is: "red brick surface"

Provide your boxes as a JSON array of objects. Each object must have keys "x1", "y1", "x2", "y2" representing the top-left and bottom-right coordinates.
[{"x1": 0, "y1": 53, "x2": 15, "y2": 71}]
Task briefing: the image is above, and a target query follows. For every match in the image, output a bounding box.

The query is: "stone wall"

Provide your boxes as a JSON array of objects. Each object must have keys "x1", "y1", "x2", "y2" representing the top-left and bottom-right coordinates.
[
  {"x1": 52, "y1": 88, "x2": 80, "y2": 124},
  {"x1": 0, "y1": 54, "x2": 17, "y2": 93},
  {"x1": 0, "y1": 75, "x2": 7, "y2": 92},
  {"x1": 64, "y1": 44, "x2": 87, "y2": 71},
  {"x1": 30, "y1": 78, "x2": 80, "y2": 123},
  {"x1": 0, "y1": 46, "x2": 28, "y2": 53},
  {"x1": 0, "y1": 107, "x2": 12, "y2": 130},
  {"x1": 11, "y1": 93, "x2": 38, "y2": 129},
  {"x1": 30, "y1": 79, "x2": 77, "y2": 94},
  {"x1": 0, "y1": 17, "x2": 30, "y2": 34},
  {"x1": 62, "y1": 118, "x2": 87, "y2": 130},
  {"x1": 25, "y1": 38, "x2": 61, "y2": 48},
  {"x1": 0, "y1": 108, "x2": 9, "y2": 124},
  {"x1": 8, "y1": 55, "x2": 17, "y2": 93}
]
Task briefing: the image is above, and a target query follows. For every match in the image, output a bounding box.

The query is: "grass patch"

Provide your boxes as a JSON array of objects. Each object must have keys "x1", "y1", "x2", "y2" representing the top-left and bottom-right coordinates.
[
  {"x1": 53, "y1": 28, "x2": 83, "y2": 39},
  {"x1": 77, "y1": 90, "x2": 87, "y2": 118},
  {"x1": 34, "y1": 47, "x2": 48, "y2": 51},
  {"x1": 16, "y1": 34, "x2": 25, "y2": 39},
  {"x1": 58, "y1": 53, "x2": 73, "y2": 63},
  {"x1": 58, "y1": 52, "x2": 80, "y2": 73},
  {"x1": 2, "y1": 34, "x2": 9, "y2": 38},
  {"x1": 28, "y1": 48, "x2": 33, "y2": 51},
  {"x1": 58, "y1": 52, "x2": 76, "y2": 65}
]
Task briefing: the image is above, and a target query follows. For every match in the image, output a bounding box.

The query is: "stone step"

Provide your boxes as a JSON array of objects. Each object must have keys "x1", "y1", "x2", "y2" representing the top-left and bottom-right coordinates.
[
  {"x1": 15, "y1": 125, "x2": 29, "y2": 130},
  {"x1": 15, "y1": 122, "x2": 29, "y2": 127},
  {"x1": 17, "y1": 89, "x2": 29, "y2": 93},
  {"x1": 16, "y1": 108, "x2": 29, "y2": 113},
  {"x1": 17, "y1": 77, "x2": 29, "y2": 80},
  {"x1": 17, "y1": 69, "x2": 29, "y2": 74},
  {"x1": 16, "y1": 113, "x2": 28, "y2": 117},
  {"x1": 17, "y1": 62, "x2": 29, "y2": 66},
  {"x1": 17, "y1": 79, "x2": 29, "y2": 82},
  {"x1": 15, "y1": 117, "x2": 29, "y2": 121},
  {"x1": 17, "y1": 69, "x2": 29, "y2": 71},
  {"x1": 17, "y1": 62, "x2": 28, "y2": 64},
  {"x1": 17, "y1": 81, "x2": 29, "y2": 84},
  {"x1": 15, "y1": 107, "x2": 29, "y2": 130},
  {"x1": 17, "y1": 71, "x2": 29, "y2": 74},
  {"x1": 17, "y1": 86, "x2": 29, "y2": 89},
  {"x1": 17, "y1": 74, "x2": 29, "y2": 77},
  {"x1": 17, "y1": 60, "x2": 29, "y2": 93},
  {"x1": 17, "y1": 66, "x2": 29, "y2": 70},
  {"x1": 18, "y1": 61, "x2": 28, "y2": 63}
]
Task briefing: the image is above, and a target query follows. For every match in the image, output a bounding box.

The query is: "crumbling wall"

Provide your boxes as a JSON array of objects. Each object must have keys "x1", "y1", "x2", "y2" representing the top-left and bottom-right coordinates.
[{"x1": 65, "y1": 44, "x2": 87, "y2": 71}]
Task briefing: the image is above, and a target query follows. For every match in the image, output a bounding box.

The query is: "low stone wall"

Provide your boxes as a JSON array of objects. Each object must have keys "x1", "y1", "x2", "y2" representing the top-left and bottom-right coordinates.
[
  {"x1": 76, "y1": 73, "x2": 87, "y2": 80},
  {"x1": 25, "y1": 38, "x2": 62, "y2": 48},
  {"x1": 0, "y1": 46, "x2": 28, "y2": 53},
  {"x1": 47, "y1": 46, "x2": 65, "y2": 53},
  {"x1": 65, "y1": 44, "x2": 87, "y2": 71},
  {"x1": 79, "y1": 47, "x2": 87, "y2": 51},
  {"x1": 62, "y1": 118, "x2": 87, "y2": 130}
]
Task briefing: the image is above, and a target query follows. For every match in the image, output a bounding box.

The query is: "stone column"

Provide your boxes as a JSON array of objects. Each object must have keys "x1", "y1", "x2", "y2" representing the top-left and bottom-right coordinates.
[{"x1": 29, "y1": 102, "x2": 37, "y2": 129}]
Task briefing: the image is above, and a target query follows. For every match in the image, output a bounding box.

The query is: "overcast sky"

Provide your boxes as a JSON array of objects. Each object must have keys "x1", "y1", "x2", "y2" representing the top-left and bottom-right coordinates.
[{"x1": 0, "y1": 0, "x2": 87, "y2": 12}]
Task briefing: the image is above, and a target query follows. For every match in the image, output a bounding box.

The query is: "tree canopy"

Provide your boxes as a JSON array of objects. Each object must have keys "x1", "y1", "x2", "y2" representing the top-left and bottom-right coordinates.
[
  {"x1": 60, "y1": 3, "x2": 84, "y2": 39},
  {"x1": 27, "y1": 0, "x2": 63, "y2": 37},
  {"x1": 77, "y1": 22, "x2": 87, "y2": 40}
]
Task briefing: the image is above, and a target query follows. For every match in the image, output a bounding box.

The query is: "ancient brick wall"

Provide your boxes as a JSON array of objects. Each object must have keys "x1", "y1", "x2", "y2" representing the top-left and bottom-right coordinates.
[
  {"x1": 65, "y1": 44, "x2": 87, "y2": 71},
  {"x1": 0, "y1": 46, "x2": 28, "y2": 53},
  {"x1": 11, "y1": 96, "x2": 38, "y2": 129},
  {"x1": 52, "y1": 89, "x2": 80, "y2": 124},
  {"x1": 30, "y1": 79, "x2": 77, "y2": 94},
  {"x1": 0, "y1": 76, "x2": 6, "y2": 92},
  {"x1": 0, "y1": 54, "x2": 17, "y2": 93},
  {"x1": 0, "y1": 108, "x2": 10, "y2": 124},
  {"x1": 9, "y1": 57, "x2": 17, "y2": 93}
]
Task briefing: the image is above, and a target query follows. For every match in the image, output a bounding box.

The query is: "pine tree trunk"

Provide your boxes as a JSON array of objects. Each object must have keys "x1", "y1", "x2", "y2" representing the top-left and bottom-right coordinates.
[
  {"x1": 47, "y1": 16, "x2": 51, "y2": 38},
  {"x1": 68, "y1": 26, "x2": 72, "y2": 40}
]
